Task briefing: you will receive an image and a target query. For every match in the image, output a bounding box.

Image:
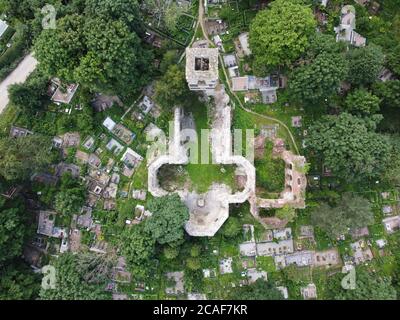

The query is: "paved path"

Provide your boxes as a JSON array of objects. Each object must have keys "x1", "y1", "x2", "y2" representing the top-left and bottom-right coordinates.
[{"x1": 0, "y1": 53, "x2": 38, "y2": 114}]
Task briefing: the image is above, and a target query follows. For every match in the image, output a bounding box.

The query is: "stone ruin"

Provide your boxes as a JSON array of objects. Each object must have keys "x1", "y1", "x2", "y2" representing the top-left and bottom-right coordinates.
[{"x1": 146, "y1": 46, "x2": 307, "y2": 237}]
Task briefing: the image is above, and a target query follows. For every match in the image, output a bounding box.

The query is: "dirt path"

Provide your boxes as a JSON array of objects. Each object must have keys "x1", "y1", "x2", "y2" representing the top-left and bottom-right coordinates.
[
  {"x1": 0, "y1": 53, "x2": 38, "y2": 114},
  {"x1": 198, "y1": 0, "x2": 212, "y2": 45},
  {"x1": 121, "y1": 92, "x2": 144, "y2": 120},
  {"x1": 197, "y1": 0, "x2": 300, "y2": 155}
]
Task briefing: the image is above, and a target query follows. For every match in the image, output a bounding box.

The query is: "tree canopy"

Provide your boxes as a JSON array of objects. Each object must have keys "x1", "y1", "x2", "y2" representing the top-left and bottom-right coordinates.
[
  {"x1": 8, "y1": 72, "x2": 49, "y2": 116},
  {"x1": 0, "y1": 135, "x2": 57, "y2": 181},
  {"x1": 373, "y1": 80, "x2": 400, "y2": 109},
  {"x1": 311, "y1": 193, "x2": 374, "y2": 238},
  {"x1": 383, "y1": 135, "x2": 400, "y2": 186},
  {"x1": 221, "y1": 216, "x2": 241, "y2": 238},
  {"x1": 276, "y1": 205, "x2": 297, "y2": 223},
  {"x1": 290, "y1": 52, "x2": 348, "y2": 104},
  {"x1": 154, "y1": 65, "x2": 188, "y2": 109},
  {"x1": 306, "y1": 113, "x2": 390, "y2": 181},
  {"x1": 230, "y1": 279, "x2": 283, "y2": 300},
  {"x1": 0, "y1": 264, "x2": 40, "y2": 300},
  {"x1": 34, "y1": 0, "x2": 152, "y2": 96},
  {"x1": 331, "y1": 268, "x2": 397, "y2": 300},
  {"x1": 346, "y1": 44, "x2": 385, "y2": 87},
  {"x1": 140, "y1": 0, "x2": 185, "y2": 33},
  {"x1": 344, "y1": 88, "x2": 381, "y2": 116},
  {"x1": 0, "y1": 198, "x2": 27, "y2": 266},
  {"x1": 53, "y1": 173, "x2": 86, "y2": 217},
  {"x1": 145, "y1": 194, "x2": 189, "y2": 245},
  {"x1": 85, "y1": 0, "x2": 141, "y2": 28},
  {"x1": 118, "y1": 224, "x2": 155, "y2": 279},
  {"x1": 249, "y1": 0, "x2": 316, "y2": 71},
  {"x1": 39, "y1": 253, "x2": 110, "y2": 300},
  {"x1": 387, "y1": 45, "x2": 400, "y2": 77},
  {"x1": 55, "y1": 187, "x2": 86, "y2": 216},
  {"x1": 306, "y1": 33, "x2": 346, "y2": 58}
]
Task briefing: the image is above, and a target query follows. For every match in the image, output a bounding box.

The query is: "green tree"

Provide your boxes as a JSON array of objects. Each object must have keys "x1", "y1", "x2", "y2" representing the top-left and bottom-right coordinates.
[
  {"x1": 159, "y1": 50, "x2": 179, "y2": 73},
  {"x1": 190, "y1": 244, "x2": 201, "y2": 258},
  {"x1": 74, "y1": 17, "x2": 150, "y2": 95},
  {"x1": 306, "y1": 33, "x2": 346, "y2": 58},
  {"x1": 154, "y1": 65, "x2": 188, "y2": 109},
  {"x1": 8, "y1": 72, "x2": 48, "y2": 116},
  {"x1": 34, "y1": 14, "x2": 86, "y2": 82},
  {"x1": 249, "y1": 0, "x2": 316, "y2": 71},
  {"x1": 373, "y1": 80, "x2": 400, "y2": 109},
  {"x1": 383, "y1": 135, "x2": 400, "y2": 185},
  {"x1": 56, "y1": 116, "x2": 76, "y2": 134},
  {"x1": 39, "y1": 253, "x2": 110, "y2": 300},
  {"x1": 164, "y1": 2, "x2": 185, "y2": 32},
  {"x1": 118, "y1": 224, "x2": 155, "y2": 279},
  {"x1": 0, "y1": 263, "x2": 40, "y2": 300},
  {"x1": 140, "y1": 0, "x2": 183, "y2": 32},
  {"x1": 184, "y1": 269, "x2": 204, "y2": 293},
  {"x1": 346, "y1": 44, "x2": 385, "y2": 86},
  {"x1": 55, "y1": 188, "x2": 86, "y2": 216},
  {"x1": 163, "y1": 246, "x2": 179, "y2": 260},
  {"x1": 221, "y1": 217, "x2": 241, "y2": 238},
  {"x1": 54, "y1": 173, "x2": 86, "y2": 216},
  {"x1": 145, "y1": 194, "x2": 189, "y2": 245},
  {"x1": 34, "y1": 2, "x2": 152, "y2": 95},
  {"x1": 75, "y1": 105, "x2": 95, "y2": 134},
  {"x1": 230, "y1": 279, "x2": 283, "y2": 300},
  {"x1": 74, "y1": 252, "x2": 116, "y2": 284},
  {"x1": 387, "y1": 45, "x2": 400, "y2": 77},
  {"x1": 0, "y1": 0, "x2": 46, "y2": 20},
  {"x1": 0, "y1": 135, "x2": 57, "y2": 181},
  {"x1": 311, "y1": 194, "x2": 374, "y2": 238},
  {"x1": 0, "y1": 198, "x2": 27, "y2": 266},
  {"x1": 84, "y1": 0, "x2": 141, "y2": 30},
  {"x1": 186, "y1": 257, "x2": 201, "y2": 271},
  {"x1": 333, "y1": 268, "x2": 396, "y2": 300},
  {"x1": 344, "y1": 88, "x2": 381, "y2": 115},
  {"x1": 290, "y1": 52, "x2": 348, "y2": 104},
  {"x1": 306, "y1": 113, "x2": 390, "y2": 181},
  {"x1": 276, "y1": 205, "x2": 297, "y2": 223}
]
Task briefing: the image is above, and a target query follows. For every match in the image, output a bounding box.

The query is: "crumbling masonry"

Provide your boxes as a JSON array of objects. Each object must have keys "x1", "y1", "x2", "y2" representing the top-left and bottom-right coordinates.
[{"x1": 147, "y1": 47, "x2": 307, "y2": 237}]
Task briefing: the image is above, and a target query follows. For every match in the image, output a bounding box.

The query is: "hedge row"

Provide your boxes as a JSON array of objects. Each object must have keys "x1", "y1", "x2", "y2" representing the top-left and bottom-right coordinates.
[
  {"x1": 0, "y1": 24, "x2": 29, "y2": 71},
  {"x1": 0, "y1": 26, "x2": 16, "y2": 46}
]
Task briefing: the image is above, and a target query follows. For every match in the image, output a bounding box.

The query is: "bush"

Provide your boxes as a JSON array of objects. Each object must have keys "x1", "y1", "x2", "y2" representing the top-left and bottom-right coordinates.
[
  {"x1": 0, "y1": 24, "x2": 29, "y2": 70},
  {"x1": 0, "y1": 26, "x2": 15, "y2": 48}
]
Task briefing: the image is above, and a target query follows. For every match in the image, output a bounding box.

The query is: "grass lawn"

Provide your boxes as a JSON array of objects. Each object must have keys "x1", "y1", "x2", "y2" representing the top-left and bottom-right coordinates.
[
  {"x1": 233, "y1": 106, "x2": 298, "y2": 153},
  {"x1": 314, "y1": 228, "x2": 334, "y2": 251},
  {"x1": 186, "y1": 163, "x2": 237, "y2": 193},
  {"x1": 219, "y1": 240, "x2": 240, "y2": 257},
  {"x1": 369, "y1": 223, "x2": 386, "y2": 241},
  {"x1": 153, "y1": 93, "x2": 237, "y2": 193},
  {"x1": 312, "y1": 267, "x2": 341, "y2": 300},
  {"x1": 132, "y1": 160, "x2": 148, "y2": 190},
  {"x1": 256, "y1": 256, "x2": 276, "y2": 273},
  {"x1": 372, "y1": 255, "x2": 397, "y2": 276},
  {"x1": 255, "y1": 140, "x2": 285, "y2": 196},
  {"x1": 0, "y1": 104, "x2": 18, "y2": 136}
]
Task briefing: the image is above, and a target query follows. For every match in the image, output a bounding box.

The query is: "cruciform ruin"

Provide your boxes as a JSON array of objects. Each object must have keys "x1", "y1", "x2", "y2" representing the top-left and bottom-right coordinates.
[{"x1": 147, "y1": 47, "x2": 307, "y2": 237}]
